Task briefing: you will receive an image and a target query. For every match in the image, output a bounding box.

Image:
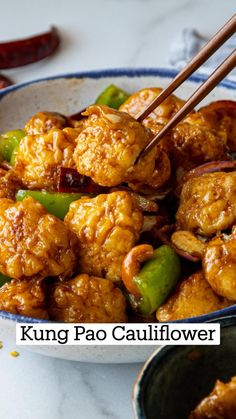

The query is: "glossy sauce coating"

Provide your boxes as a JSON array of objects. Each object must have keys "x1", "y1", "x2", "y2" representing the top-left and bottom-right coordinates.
[
  {"x1": 65, "y1": 191, "x2": 143, "y2": 281},
  {"x1": 0, "y1": 279, "x2": 48, "y2": 319},
  {"x1": 170, "y1": 111, "x2": 229, "y2": 178},
  {"x1": 120, "y1": 87, "x2": 185, "y2": 134},
  {"x1": 73, "y1": 105, "x2": 163, "y2": 189},
  {"x1": 0, "y1": 87, "x2": 235, "y2": 324},
  {"x1": 14, "y1": 127, "x2": 80, "y2": 190},
  {"x1": 0, "y1": 196, "x2": 78, "y2": 280},
  {"x1": 0, "y1": 169, "x2": 21, "y2": 199},
  {"x1": 176, "y1": 172, "x2": 236, "y2": 236},
  {"x1": 120, "y1": 88, "x2": 229, "y2": 179},
  {"x1": 189, "y1": 376, "x2": 236, "y2": 419},
  {"x1": 203, "y1": 228, "x2": 236, "y2": 300},
  {"x1": 156, "y1": 271, "x2": 230, "y2": 321},
  {"x1": 24, "y1": 111, "x2": 72, "y2": 135},
  {"x1": 199, "y1": 100, "x2": 236, "y2": 153},
  {"x1": 49, "y1": 274, "x2": 127, "y2": 323}
]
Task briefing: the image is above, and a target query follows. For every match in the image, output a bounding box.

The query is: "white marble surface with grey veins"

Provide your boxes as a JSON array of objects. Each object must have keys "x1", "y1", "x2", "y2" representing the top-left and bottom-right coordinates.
[{"x1": 0, "y1": 0, "x2": 235, "y2": 418}]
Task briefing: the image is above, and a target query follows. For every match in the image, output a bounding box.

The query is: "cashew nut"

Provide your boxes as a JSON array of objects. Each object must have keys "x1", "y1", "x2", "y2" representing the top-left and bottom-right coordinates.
[{"x1": 121, "y1": 244, "x2": 154, "y2": 296}]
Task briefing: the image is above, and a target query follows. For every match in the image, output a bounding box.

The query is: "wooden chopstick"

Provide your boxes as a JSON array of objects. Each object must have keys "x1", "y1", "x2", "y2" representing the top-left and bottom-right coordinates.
[
  {"x1": 137, "y1": 49, "x2": 236, "y2": 161},
  {"x1": 137, "y1": 14, "x2": 236, "y2": 123}
]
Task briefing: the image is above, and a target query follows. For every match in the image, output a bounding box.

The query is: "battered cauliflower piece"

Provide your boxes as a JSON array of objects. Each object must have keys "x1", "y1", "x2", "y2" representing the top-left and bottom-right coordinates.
[
  {"x1": 156, "y1": 271, "x2": 231, "y2": 321},
  {"x1": 127, "y1": 147, "x2": 171, "y2": 191},
  {"x1": 48, "y1": 274, "x2": 127, "y2": 323},
  {"x1": 199, "y1": 100, "x2": 236, "y2": 153},
  {"x1": 0, "y1": 279, "x2": 48, "y2": 319},
  {"x1": 170, "y1": 112, "x2": 229, "y2": 176},
  {"x1": 120, "y1": 88, "x2": 228, "y2": 179},
  {"x1": 0, "y1": 196, "x2": 78, "y2": 280},
  {"x1": 14, "y1": 127, "x2": 80, "y2": 190},
  {"x1": 24, "y1": 111, "x2": 72, "y2": 135},
  {"x1": 119, "y1": 87, "x2": 185, "y2": 135},
  {"x1": 189, "y1": 376, "x2": 236, "y2": 419},
  {"x1": 65, "y1": 191, "x2": 143, "y2": 281},
  {"x1": 73, "y1": 105, "x2": 160, "y2": 188},
  {"x1": 203, "y1": 228, "x2": 236, "y2": 301},
  {"x1": 176, "y1": 172, "x2": 236, "y2": 236},
  {"x1": 0, "y1": 169, "x2": 21, "y2": 199}
]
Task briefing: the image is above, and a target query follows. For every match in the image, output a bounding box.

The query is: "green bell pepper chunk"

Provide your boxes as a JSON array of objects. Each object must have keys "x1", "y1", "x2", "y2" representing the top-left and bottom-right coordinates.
[
  {"x1": 95, "y1": 84, "x2": 130, "y2": 109},
  {"x1": 16, "y1": 190, "x2": 85, "y2": 220},
  {"x1": 0, "y1": 129, "x2": 25, "y2": 162},
  {"x1": 133, "y1": 245, "x2": 181, "y2": 316},
  {"x1": 10, "y1": 144, "x2": 20, "y2": 166},
  {"x1": 0, "y1": 273, "x2": 11, "y2": 287}
]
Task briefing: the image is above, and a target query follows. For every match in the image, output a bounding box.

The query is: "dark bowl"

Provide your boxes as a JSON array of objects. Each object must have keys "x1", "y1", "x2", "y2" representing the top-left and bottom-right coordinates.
[{"x1": 133, "y1": 316, "x2": 236, "y2": 419}]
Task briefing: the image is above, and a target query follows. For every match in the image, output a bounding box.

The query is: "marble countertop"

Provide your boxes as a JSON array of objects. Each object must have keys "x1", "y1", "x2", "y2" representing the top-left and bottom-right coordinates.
[{"x1": 0, "y1": 1, "x2": 235, "y2": 418}]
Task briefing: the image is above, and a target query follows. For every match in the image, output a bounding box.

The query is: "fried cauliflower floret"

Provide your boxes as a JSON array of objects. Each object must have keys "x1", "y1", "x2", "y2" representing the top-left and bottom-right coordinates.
[
  {"x1": 0, "y1": 197, "x2": 78, "y2": 280},
  {"x1": 120, "y1": 87, "x2": 185, "y2": 135},
  {"x1": 14, "y1": 127, "x2": 80, "y2": 190},
  {"x1": 170, "y1": 112, "x2": 229, "y2": 177},
  {"x1": 176, "y1": 172, "x2": 236, "y2": 236},
  {"x1": 203, "y1": 228, "x2": 236, "y2": 301},
  {"x1": 48, "y1": 274, "x2": 127, "y2": 323},
  {"x1": 189, "y1": 376, "x2": 236, "y2": 419},
  {"x1": 0, "y1": 279, "x2": 48, "y2": 319},
  {"x1": 199, "y1": 100, "x2": 236, "y2": 153},
  {"x1": 156, "y1": 271, "x2": 231, "y2": 321},
  {"x1": 65, "y1": 191, "x2": 143, "y2": 281},
  {"x1": 73, "y1": 105, "x2": 160, "y2": 188},
  {"x1": 0, "y1": 169, "x2": 21, "y2": 199},
  {"x1": 127, "y1": 147, "x2": 171, "y2": 191},
  {"x1": 120, "y1": 88, "x2": 228, "y2": 180},
  {"x1": 25, "y1": 111, "x2": 72, "y2": 135}
]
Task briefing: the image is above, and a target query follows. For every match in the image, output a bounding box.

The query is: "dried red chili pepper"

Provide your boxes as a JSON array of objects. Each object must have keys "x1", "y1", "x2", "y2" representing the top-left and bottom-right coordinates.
[
  {"x1": 0, "y1": 26, "x2": 60, "y2": 69},
  {"x1": 58, "y1": 167, "x2": 108, "y2": 194},
  {"x1": 0, "y1": 74, "x2": 13, "y2": 89}
]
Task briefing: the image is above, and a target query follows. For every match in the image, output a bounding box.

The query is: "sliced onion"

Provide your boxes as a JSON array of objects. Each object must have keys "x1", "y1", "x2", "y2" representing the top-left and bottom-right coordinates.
[{"x1": 183, "y1": 160, "x2": 236, "y2": 182}]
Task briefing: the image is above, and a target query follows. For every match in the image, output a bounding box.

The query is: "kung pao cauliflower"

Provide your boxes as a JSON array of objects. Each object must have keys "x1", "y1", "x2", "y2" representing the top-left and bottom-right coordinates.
[
  {"x1": 65, "y1": 191, "x2": 143, "y2": 281},
  {"x1": 49, "y1": 274, "x2": 127, "y2": 323},
  {"x1": 0, "y1": 279, "x2": 48, "y2": 319},
  {"x1": 0, "y1": 196, "x2": 78, "y2": 280},
  {"x1": 0, "y1": 82, "x2": 235, "y2": 324},
  {"x1": 14, "y1": 127, "x2": 80, "y2": 190}
]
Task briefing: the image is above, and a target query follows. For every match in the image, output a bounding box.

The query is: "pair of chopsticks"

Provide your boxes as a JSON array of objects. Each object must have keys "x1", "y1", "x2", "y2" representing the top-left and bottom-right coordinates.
[{"x1": 136, "y1": 14, "x2": 236, "y2": 162}]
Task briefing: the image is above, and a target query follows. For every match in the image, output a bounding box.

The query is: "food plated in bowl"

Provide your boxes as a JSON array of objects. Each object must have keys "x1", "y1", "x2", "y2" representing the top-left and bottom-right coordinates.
[
  {"x1": 0, "y1": 68, "x2": 235, "y2": 362},
  {"x1": 133, "y1": 316, "x2": 236, "y2": 419},
  {"x1": 189, "y1": 375, "x2": 236, "y2": 418}
]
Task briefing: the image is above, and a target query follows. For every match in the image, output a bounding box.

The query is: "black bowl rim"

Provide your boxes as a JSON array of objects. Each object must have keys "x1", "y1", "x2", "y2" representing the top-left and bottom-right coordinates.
[{"x1": 133, "y1": 315, "x2": 236, "y2": 419}]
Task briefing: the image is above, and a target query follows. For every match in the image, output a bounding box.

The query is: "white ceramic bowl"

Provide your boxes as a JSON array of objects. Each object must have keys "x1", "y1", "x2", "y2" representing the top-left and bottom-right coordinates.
[{"x1": 0, "y1": 68, "x2": 236, "y2": 363}]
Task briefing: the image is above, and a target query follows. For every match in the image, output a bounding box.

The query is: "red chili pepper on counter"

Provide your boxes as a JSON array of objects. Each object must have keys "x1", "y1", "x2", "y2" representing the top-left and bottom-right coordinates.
[
  {"x1": 0, "y1": 74, "x2": 13, "y2": 89},
  {"x1": 0, "y1": 26, "x2": 60, "y2": 69}
]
